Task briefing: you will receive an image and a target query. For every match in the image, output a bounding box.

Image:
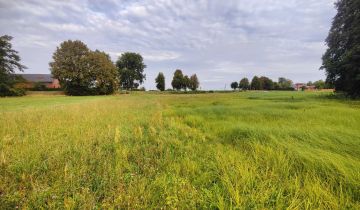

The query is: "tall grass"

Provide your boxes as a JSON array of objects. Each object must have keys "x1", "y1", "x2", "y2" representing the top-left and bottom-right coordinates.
[{"x1": 0, "y1": 91, "x2": 359, "y2": 209}]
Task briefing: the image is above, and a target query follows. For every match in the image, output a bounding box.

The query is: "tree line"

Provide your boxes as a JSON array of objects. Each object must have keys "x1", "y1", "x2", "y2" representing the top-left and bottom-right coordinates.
[
  {"x1": 50, "y1": 40, "x2": 146, "y2": 95},
  {"x1": 0, "y1": 37, "x2": 200, "y2": 96},
  {"x1": 2, "y1": 0, "x2": 360, "y2": 99},
  {"x1": 155, "y1": 69, "x2": 199, "y2": 91},
  {"x1": 230, "y1": 76, "x2": 294, "y2": 91}
]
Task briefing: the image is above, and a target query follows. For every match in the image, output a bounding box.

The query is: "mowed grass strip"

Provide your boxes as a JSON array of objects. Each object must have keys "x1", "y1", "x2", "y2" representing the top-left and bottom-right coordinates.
[{"x1": 0, "y1": 91, "x2": 359, "y2": 209}]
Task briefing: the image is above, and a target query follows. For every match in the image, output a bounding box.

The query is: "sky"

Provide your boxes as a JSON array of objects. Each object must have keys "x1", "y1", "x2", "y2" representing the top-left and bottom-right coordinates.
[{"x1": 0, "y1": 0, "x2": 336, "y2": 90}]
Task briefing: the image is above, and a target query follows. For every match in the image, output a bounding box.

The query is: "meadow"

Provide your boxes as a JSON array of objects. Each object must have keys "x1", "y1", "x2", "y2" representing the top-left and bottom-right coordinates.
[{"x1": 0, "y1": 91, "x2": 359, "y2": 209}]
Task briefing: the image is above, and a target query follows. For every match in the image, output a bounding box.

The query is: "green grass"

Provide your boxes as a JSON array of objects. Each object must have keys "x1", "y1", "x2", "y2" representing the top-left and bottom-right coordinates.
[{"x1": 0, "y1": 91, "x2": 359, "y2": 209}]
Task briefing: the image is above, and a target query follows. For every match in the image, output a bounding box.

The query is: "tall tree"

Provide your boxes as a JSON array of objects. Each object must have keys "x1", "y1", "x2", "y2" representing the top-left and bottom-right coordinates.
[
  {"x1": 50, "y1": 40, "x2": 118, "y2": 95},
  {"x1": 116, "y1": 52, "x2": 146, "y2": 90},
  {"x1": 321, "y1": 0, "x2": 360, "y2": 97},
  {"x1": 260, "y1": 76, "x2": 274, "y2": 90},
  {"x1": 155, "y1": 72, "x2": 165, "y2": 91},
  {"x1": 183, "y1": 75, "x2": 190, "y2": 91},
  {"x1": 83, "y1": 50, "x2": 118, "y2": 95},
  {"x1": 239, "y1": 77, "x2": 249, "y2": 90},
  {"x1": 313, "y1": 80, "x2": 326, "y2": 89},
  {"x1": 189, "y1": 74, "x2": 199, "y2": 91},
  {"x1": 278, "y1": 77, "x2": 293, "y2": 90},
  {"x1": 50, "y1": 40, "x2": 90, "y2": 95},
  {"x1": 171, "y1": 69, "x2": 184, "y2": 90},
  {"x1": 251, "y1": 76, "x2": 261, "y2": 90},
  {"x1": 0, "y1": 35, "x2": 27, "y2": 96},
  {"x1": 230, "y1": 81, "x2": 238, "y2": 90}
]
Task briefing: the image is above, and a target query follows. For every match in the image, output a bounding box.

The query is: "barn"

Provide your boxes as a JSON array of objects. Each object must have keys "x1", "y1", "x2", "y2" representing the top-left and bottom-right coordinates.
[{"x1": 15, "y1": 74, "x2": 60, "y2": 89}]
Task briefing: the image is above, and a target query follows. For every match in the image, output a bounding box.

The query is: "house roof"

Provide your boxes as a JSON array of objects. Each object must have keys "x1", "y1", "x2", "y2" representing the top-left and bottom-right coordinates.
[{"x1": 16, "y1": 74, "x2": 53, "y2": 83}]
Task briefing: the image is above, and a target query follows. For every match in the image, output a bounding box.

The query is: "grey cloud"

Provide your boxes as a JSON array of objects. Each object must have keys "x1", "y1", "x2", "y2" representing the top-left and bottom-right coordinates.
[{"x1": 0, "y1": 0, "x2": 336, "y2": 90}]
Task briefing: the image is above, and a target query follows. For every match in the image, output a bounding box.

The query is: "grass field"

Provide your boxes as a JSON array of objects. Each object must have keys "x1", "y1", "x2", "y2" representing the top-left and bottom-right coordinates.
[{"x1": 0, "y1": 91, "x2": 359, "y2": 209}]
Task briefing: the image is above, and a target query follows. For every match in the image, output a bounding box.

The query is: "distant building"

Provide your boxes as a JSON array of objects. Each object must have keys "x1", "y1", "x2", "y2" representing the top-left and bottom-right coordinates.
[
  {"x1": 294, "y1": 83, "x2": 306, "y2": 91},
  {"x1": 15, "y1": 74, "x2": 60, "y2": 89},
  {"x1": 294, "y1": 83, "x2": 316, "y2": 91}
]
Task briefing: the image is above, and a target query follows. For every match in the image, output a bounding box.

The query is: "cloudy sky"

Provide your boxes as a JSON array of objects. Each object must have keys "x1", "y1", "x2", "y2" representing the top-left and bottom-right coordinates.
[{"x1": 0, "y1": 0, "x2": 336, "y2": 90}]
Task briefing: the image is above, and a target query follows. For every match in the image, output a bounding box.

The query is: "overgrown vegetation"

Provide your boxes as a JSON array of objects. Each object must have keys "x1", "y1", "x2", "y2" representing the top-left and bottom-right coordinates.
[{"x1": 0, "y1": 91, "x2": 359, "y2": 209}]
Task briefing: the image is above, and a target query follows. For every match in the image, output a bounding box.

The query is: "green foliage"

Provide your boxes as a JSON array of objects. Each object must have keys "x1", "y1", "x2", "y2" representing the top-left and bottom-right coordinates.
[
  {"x1": 171, "y1": 69, "x2": 185, "y2": 90},
  {"x1": 84, "y1": 50, "x2": 118, "y2": 95},
  {"x1": 239, "y1": 77, "x2": 249, "y2": 90},
  {"x1": 50, "y1": 40, "x2": 90, "y2": 95},
  {"x1": 277, "y1": 77, "x2": 294, "y2": 90},
  {"x1": 313, "y1": 80, "x2": 325, "y2": 89},
  {"x1": 50, "y1": 40, "x2": 118, "y2": 96},
  {"x1": 0, "y1": 83, "x2": 25, "y2": 97},
  {"x1": 251, "y1": 76, "x2": 261, "y2": 90},
  {"x1": 0, "y1": 92, "x2": 359, "y2": 209},
  {"x1": 0, "y1": 35, "x2": 26, "y2": 96},
  {"x1": 259, "y1": 76, "x2": 274, "y2": 90},
  {"x1": 189, "y1": 74, "x2": 199, "y2": 91},
  {"x1": 170, "y1": 70, "x2": 199, "y2": 91},
  {"x1": 33, "y1": 82, "x2": 47, "y2": 91},
  {"x1": 321, "y1": 0, "x2": 360, "y2": 97},
  {"x1": 116, "y1": 52, "x2": 146, "y2": 90},
  {"x1": 183, "y1": 75, "x2": 190, "y2": 91},
  {"x1": 155, "y1": 72, "x2": 165, "y2": 91},
  {"x1": 230, "y1": 81, "x2": 238, "y2": 90}
]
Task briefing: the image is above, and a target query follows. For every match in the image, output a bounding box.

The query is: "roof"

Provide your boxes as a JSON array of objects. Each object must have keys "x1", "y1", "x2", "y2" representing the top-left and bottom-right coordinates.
[{"x1": 16, "y1": 74, "x2": 53, "y2": 83}]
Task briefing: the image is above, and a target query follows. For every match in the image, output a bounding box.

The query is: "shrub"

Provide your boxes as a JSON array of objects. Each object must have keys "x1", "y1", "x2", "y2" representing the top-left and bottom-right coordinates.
[
  {"x1": 0, "y1": 84, "x2": 25, "y2": 97},
  {"x1": 33, "y1": 82, "x2": 47, "y2": 91}
]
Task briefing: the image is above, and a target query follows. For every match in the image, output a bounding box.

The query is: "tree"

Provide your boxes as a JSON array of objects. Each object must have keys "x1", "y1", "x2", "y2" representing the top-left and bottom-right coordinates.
[
  {"x1": 239, "y1": 77, "x2": 249, "y2": 90},
  {"x1": 155, "y1": 72, "x2": 165, "y2": 91},
  {"x1": 183, "y1": 75, "x2": 190, "y2": 91},
  {"x1": 273, "y1": 82, "x2": 280, "y2": 90},
  {"x1": 0, "y1": 35, "x2": 26, "y2": 96},
  {"x1": 189, "y1": 74, "x2": 199, "y2": 91},
  {"x1": 116, "y1": 52, "x2": 146, "y2": 90},
  {"x1": 171, "y1": 69, "x2": 184, "y2": 90},
  {"x1": 277, "y1": 77, "x2": 293, "y2": 90},
  {"x1": 251, "y1": 76, "x2": 261, "y2": 90},
  {"x1": 83, "y1": 50, "x2": 118, "y2": 95},
  {"x1": 50, "y1": 40, "x2": 118, "y2": 95},
  {"x1": 259, "y1": 76, "x2": 274, "y2": 90},
  {"x1": 230, "y1": 81, "x2": 238, "y2": 90},
  {"x1": 321, "y1": 0, "x2": 360, "y2": 97},
  {"x1": 313, "y1": 80, "x2": 326, "y2": 89},
  {"x1": 50, "y1": 40, "x2": 90, "y2": 95}
]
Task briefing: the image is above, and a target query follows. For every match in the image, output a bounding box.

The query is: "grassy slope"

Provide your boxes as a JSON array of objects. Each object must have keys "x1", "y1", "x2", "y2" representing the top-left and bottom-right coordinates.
[{"x1": 0, "y1": 92, "x2": 359, "y2": 209}]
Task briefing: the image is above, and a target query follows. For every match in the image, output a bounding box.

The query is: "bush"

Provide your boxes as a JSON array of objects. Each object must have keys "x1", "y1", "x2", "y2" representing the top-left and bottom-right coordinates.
[
  {"x1": 32, "y1": 82, "x2": 47, "y2": 91},
  {"x1": 0, "y1": 84, "x2": 26, "y2": 97}
]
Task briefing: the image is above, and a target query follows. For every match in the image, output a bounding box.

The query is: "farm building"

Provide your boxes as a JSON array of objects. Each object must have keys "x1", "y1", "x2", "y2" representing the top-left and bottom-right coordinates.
[
  {"x1": 15, "y1": 74, "x2": 60, "y2": 89},
  {"x1": 294, "y1": 83, "x2": 316, "y2": 91}
]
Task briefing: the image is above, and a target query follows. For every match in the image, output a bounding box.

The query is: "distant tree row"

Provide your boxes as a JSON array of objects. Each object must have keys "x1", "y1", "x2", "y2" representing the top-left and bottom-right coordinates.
[
  {"x1": 306, "y1": 80, "x2": 333, "y2": 89},
  {"x1": 50, "y1": 40, "x2": 146, "y2": 95},
  {"x1": 231, "y1": 76, "x2": 294, "y2": 91},
  {"x1": 155, "y1": 69, "x2": 199, "y2": 91}
]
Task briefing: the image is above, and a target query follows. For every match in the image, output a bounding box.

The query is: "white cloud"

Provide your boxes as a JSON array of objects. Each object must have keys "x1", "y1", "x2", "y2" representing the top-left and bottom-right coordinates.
[{"x1": 0, "y1": 0, "x2": 337, "y2": 89}]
